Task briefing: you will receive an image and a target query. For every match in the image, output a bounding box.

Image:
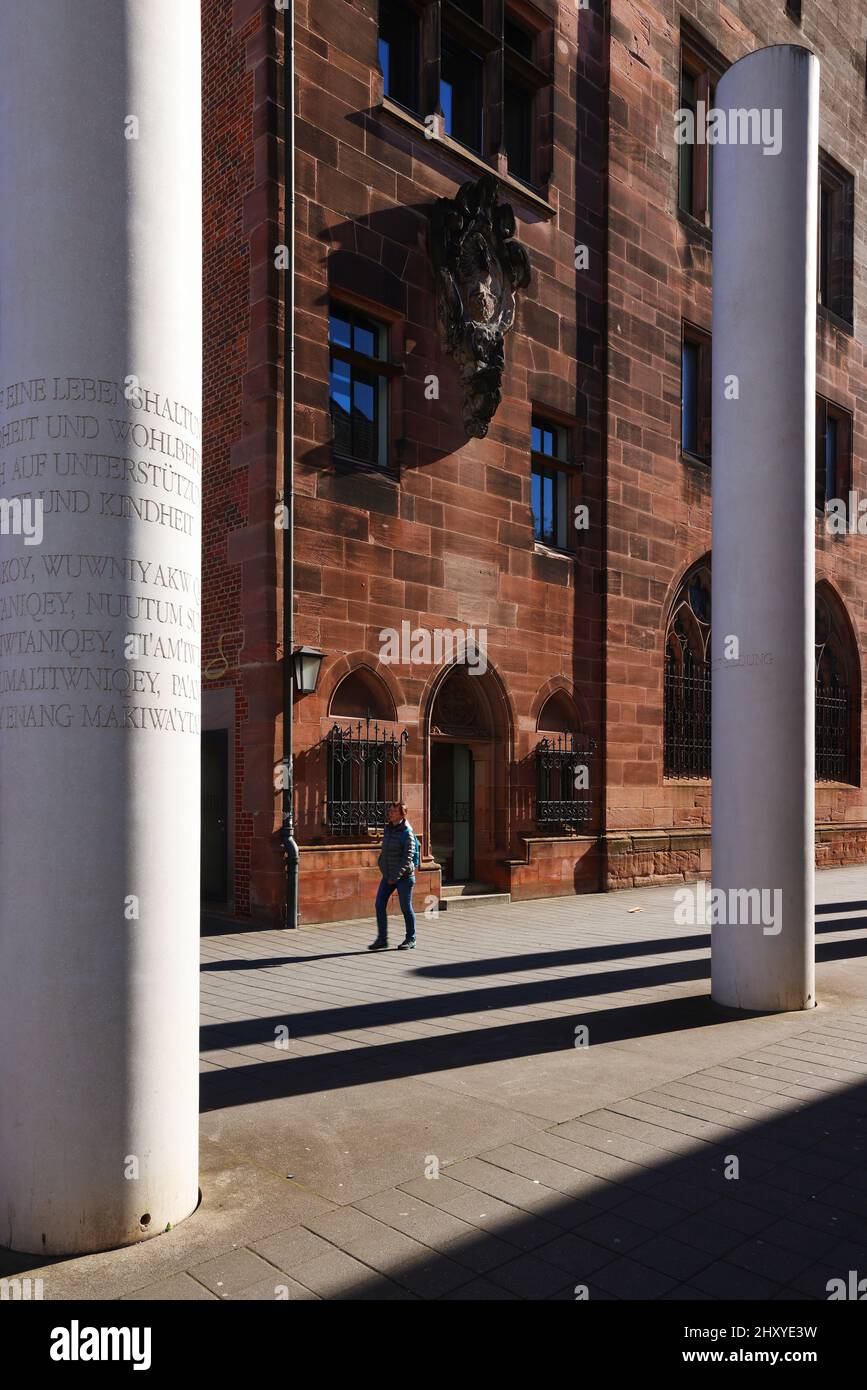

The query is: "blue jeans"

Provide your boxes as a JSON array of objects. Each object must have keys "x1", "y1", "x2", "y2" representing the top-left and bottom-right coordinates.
[{"x1": 375, "y1": 874, "x2": 416, "y2": 941}]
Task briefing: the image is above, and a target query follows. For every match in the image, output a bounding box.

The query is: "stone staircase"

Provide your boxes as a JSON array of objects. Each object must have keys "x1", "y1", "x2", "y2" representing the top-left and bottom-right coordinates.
[{"x1": 438, "y1": 881, "x2": 510, "y2": 912}]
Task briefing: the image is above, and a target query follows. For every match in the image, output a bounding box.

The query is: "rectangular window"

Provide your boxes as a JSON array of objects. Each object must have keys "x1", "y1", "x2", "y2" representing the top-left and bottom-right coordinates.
[
  {"x1": 678, "y1": 33, "x2": 726, "y2": 227},
  {"x1": 816, "y1": 396, "x2": 851, "y2": 514},
  {"x1": 785, "y1": 1, "x2": 802, "y2": 21},
  {"x1": 377, "y1": 2, "x2": 554, "y2": 187},
  {"x1": 378, "y1": 1, "x2": 421, "y2": 114},
  {"x1": 818, "y1": 153, "x2": 854, "y2": 326},
  {"x1": 329, "y1": 307, "x2": 390, "y2": 467},
  {"x1": 681, "y1": 325, "x2": 711, "y2": 463},
  {"x1": 531, "y1": 417, "x2": 570, "y2": 549},
  {"x1": 502, "y1": 9, "x2": 547, "y2": 186}
]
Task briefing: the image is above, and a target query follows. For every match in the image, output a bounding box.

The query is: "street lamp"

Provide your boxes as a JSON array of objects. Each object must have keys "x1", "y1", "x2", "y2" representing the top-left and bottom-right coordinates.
[{"x1": 292, "y1": 646, "x2": 325, "y2": 695}]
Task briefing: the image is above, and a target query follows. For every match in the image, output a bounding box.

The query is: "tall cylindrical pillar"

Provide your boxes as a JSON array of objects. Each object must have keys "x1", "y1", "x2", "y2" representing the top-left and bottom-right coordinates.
[
  {"x1": 0, "y1": 1, "x2": 201, "y2": 1253},
  {"x1": 711, "y1": 46, "x2": 818, "y2": 1011}
]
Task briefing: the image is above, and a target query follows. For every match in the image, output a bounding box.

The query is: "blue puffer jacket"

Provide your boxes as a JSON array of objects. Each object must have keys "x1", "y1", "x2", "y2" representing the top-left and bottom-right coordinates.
[{"x1": 378, "y1": 820, "x2": 416, "y2": 882}]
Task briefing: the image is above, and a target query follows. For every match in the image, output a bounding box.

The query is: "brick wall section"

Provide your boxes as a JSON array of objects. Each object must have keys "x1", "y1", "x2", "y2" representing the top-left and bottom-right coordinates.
[
  {"x1": 203, "y1": 0, "x2": 283, "y2": 919},
  {"x1": 292, "y1": 0, "x2": 609, "y2": 923},
  {"x1": 605, "y1": 0, "x2": 867, "y2": 887}
]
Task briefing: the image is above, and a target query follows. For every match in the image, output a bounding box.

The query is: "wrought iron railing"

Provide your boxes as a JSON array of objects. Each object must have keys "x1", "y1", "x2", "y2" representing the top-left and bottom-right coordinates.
[
  {"x1": 664, "y1": 653, "x2": 711, "y2": 779},
  {"x1": 816, "y1": 681, "x2": 850, "y2": 783},
  {"x1": 326, "y1": 719, "x2": 408, "y2": 833},
  {"x1": 536, "y1": 733, "x2": 595, "y2": 828}
]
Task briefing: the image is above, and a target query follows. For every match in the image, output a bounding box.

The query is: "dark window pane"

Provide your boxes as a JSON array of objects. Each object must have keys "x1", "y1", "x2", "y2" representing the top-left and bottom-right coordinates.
[
  {"x1": 819, "y1": 184, "x2": 832, "y2": 306},
  {"x1": 531, "y1": 470, "x2": 542, "y2": 539},
  {"x1": 678, "y1": 69, "x2": 695, "y2": 214},
  {"x1": 329, "y1": 314, "x2": 351, "y2": 348},
  {"x1": 505, "y1": 17, "x2": 534, "y2": 60},
  {"x1": 378, "y1": 36, "x2": 390, "y2": 92},
  {"x1": 379, "y1": 0, "x2": 420, "y2": 112},
  {"x1": 451, "y1": 0, "x2": 484, "y2": 20},
  {"x1": 682, "y1": 340, "x2": 699, "y2": 454},
  {"x1": 826, "y1": 414, "x2": 838, "y2": 502},
  {"x1": 531, "y1": 423, "x2": 542, "y2": 453},
  {"x1": 441, "y1": 38, "x2": 483, "y2": 151},
  {"x1": 353, "y1": 319, "x2": 377, "y2": 359},
  {"x1": 353, "y1": 377, "x2": 375, "y2": 423},
  {"x1": 330, "y1": 357, "x2": 351, "y2": 413},
  {"x1": 504, "y1": 79, "x2": 533, "y2": 183},
  {"x1": 330, "y1": 357, "x2": 352, "y2": 455},
  {"x1": 542, "y1": 473, "x2": 554, "y2": 543},
  {"x1": 351, "y1": 369, "x2": 377, "y2": 463}
]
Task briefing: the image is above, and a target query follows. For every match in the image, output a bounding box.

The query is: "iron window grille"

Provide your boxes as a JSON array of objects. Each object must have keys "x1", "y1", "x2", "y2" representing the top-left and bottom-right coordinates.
[
  {"x1": 664, "y1": 565, "x2": 712, "y2": 779},
  {"x1": 326, "y1": 718, "x2": 409, "y2": 833},
  {"x1": 815, "y1": 678, "x2": 850, "y2": 783},
  {"x1": 536, "y1": 733, "x2": 596, "y2": 829},
  {"x1": 816, "y1": 610, "x2": 852, "y2": 783}
]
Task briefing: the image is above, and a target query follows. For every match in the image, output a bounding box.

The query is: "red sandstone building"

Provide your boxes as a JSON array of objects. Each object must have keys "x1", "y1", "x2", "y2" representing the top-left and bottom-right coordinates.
[{"x1": 201, "y1": 0, "x2": 867, "y2": 926}]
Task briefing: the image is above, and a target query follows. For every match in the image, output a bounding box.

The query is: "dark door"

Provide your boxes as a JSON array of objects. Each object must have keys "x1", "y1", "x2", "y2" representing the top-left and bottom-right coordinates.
[
  {"x1": 201, "y1": 729, "x2": 228, "y2": 903},
  {"x1": 430, "y1": 743, "x2": 474, "y2": 883}
]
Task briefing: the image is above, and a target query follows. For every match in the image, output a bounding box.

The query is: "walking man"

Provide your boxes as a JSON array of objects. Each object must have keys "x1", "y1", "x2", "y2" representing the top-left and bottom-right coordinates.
[{"x1": 368, "y1": 801, "x2": 418, "y2": 951}]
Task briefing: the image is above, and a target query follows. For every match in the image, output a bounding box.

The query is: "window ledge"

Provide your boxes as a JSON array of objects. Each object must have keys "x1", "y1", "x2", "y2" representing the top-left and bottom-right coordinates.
[
  {"x1": 534, "y1": 542, "x2": 573, "y2": 560},
  {"x1": 680, "y1": 449, "x2": 711, "y2": 470},
  {"x1": 817, "y1": 303, "x2": 854, "y2": 337},
  {"x1": 677, "y1": 208, "x2": 713, "y2": 247},
  {"x1": 378, "y1": 97, "x2": 556, "y2": 218},
  {"x1": 331, "y1": 451, "x2": 398, "y2": 478}
]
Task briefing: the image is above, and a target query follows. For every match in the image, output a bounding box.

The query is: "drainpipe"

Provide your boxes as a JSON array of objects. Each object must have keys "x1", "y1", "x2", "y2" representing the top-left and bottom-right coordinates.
[{"x1": 281, "y1": 2, "x2": 299, "y2": 927}]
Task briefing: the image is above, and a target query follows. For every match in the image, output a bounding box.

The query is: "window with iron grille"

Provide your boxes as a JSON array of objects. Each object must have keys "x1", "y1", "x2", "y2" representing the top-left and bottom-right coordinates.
[
  {"x1": 536, "y1": 732, "x2": 595, "y2": 829},
  {"x1": 664, "y1": 564, "x2": 711, "y2": 779},
  {"x1": 816, "y1": 593, "x2": 853, "y2": 784},
  {"x1": 326, "y1": 719, "x2": 408, "y2": 833}
]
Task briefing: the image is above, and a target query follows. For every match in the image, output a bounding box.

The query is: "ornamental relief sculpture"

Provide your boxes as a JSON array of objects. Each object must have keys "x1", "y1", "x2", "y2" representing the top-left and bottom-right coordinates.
[{"x1": 428, "y1": 173, "x2": 531, "y2": 438}]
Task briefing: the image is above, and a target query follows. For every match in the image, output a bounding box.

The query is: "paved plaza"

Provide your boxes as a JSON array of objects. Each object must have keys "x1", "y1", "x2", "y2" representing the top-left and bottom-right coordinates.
[{"x1": 5, "y1": 867, "x2": 867, "y2": 1301}]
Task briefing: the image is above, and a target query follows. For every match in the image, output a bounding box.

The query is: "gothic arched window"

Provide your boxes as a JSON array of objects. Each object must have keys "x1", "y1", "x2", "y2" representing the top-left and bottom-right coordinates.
[
  {"x1": 664, "y1": 562, "x2": 711, "y2": 779},
  {"x1": 815, "y1": 590, "x2": 857, "y2": 784}
]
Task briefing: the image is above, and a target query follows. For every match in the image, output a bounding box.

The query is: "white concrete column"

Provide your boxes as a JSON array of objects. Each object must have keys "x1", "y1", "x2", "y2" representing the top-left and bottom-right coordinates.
[
  {"x1": 711, "y1": 46, "x2": 818, "y2": 1011},
  {"x1": 0, "y1": 1, "x2": 201, "y2": 1252}
]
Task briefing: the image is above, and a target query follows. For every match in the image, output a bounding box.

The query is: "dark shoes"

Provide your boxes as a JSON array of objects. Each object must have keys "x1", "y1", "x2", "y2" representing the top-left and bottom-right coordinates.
[
  {"x1": 397, "y1": 938, "x2": 416, "y2": 950},
  {"x1": 367, "y1": 938, "x2": 389, "y2": 951}
]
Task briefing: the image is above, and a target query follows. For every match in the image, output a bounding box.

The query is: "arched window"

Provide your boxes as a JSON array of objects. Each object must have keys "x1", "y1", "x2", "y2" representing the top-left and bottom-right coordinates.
[
  {"x1": 815, "y1": 590, "x2": 858, "y2": 784},
  {"x1": 329, "y1": 666, "x2": 395, "y2": 722},
  {"x1": 664, "y1": 562, "x2": 711, "y2": 779},
  {"x1": 326, "y1": 667, "x2": 402, "y2": 832},
  {"x1": 537, "y1": 689, "x2": 580, "y2": 733}
]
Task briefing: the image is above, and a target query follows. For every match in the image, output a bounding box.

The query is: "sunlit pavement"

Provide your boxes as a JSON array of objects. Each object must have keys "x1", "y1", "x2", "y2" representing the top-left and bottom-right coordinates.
[{"x1": 6, "y1": 866, "x2": 867, "y2": 1300}]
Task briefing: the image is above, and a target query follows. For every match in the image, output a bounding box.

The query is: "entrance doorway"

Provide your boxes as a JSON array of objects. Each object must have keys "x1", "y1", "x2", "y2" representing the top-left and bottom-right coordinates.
[
  {"x1": 201, "y1": 729, "x2": 229, "y2": 903},
  {"x1": 430, "y1": 743, "x2": 474, "y2": 883}
]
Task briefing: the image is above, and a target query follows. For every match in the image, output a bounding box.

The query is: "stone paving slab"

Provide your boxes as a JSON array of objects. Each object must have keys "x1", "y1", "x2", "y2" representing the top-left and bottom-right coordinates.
[{"x1": 6, "y1": 865, "x2": 867, "y2": 1300}]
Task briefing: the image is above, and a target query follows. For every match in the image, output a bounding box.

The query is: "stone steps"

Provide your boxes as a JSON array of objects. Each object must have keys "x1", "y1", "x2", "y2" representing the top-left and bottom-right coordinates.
[{"x1": 438, "y1": 882, "x2": 510, "y2": 911}]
